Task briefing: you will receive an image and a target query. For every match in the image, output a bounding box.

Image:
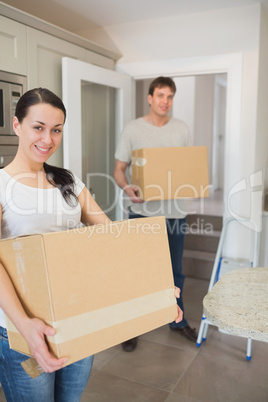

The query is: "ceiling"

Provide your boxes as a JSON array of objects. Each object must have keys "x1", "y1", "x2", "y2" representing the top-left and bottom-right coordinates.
[{"x1": 1, "y1": 0, "x2": 268, "y2": 34}]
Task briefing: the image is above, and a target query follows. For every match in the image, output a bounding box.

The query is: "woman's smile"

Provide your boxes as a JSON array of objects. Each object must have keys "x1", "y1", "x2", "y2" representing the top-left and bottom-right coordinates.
[{"x1": 34, "y1": 144, "x2": 53, "y2": 154}]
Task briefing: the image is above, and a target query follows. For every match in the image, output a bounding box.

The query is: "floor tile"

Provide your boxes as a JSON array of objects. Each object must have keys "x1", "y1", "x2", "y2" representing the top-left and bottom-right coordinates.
[
  {"x1": 100, "y1": 339, "x2": 196, "y2": 392},
  {"x1": 198, "y1": 326, "x2": 268, "y2": 363},
  {"x1": 141, "y1": 323, "x2": 201, "y2": 353},
  {"x1": 183, "y1": 277, "x2": 210, "y2": 323},
  {"x1": 92, "y1": 344, "x2": 121, "y2": 371},
  {"x1": 166, "y1": 393, "x2": 203, "y2": 402},
  {"x1": 81, "y1": 372, "x2": 169, "y2": 402},
  {"x1": 174, "y1": 352, "x2": 268, "y2": 402}
]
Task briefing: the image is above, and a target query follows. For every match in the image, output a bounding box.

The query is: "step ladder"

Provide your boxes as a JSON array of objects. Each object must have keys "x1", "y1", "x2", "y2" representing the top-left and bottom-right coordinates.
[{"x1": 196, "y1": 217, "x2": 260, "y2": 360}]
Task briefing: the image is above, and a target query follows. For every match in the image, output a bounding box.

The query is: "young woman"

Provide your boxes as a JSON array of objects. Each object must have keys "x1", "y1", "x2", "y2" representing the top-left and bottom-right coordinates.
[{"x1": 0, "y1": 88, "x2": 111, "y2": 401}]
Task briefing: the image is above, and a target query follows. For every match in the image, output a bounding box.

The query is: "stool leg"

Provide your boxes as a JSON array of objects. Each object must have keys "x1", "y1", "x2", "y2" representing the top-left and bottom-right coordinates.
[
  {"x1": 246, "y1": 338, "x2": 252, "y2": 361},
  {"x1": 202, "y1": 322, "x2": 209, "y2": 341},
  {"x1": 196, "y1": 316, "x2": 206, "y2": 347}
]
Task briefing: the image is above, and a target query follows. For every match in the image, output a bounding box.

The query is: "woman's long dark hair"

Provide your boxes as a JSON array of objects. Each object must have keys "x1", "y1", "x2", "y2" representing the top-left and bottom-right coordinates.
[{"x1": 15, "y1": 88, "x2": 78, "y2": 206}]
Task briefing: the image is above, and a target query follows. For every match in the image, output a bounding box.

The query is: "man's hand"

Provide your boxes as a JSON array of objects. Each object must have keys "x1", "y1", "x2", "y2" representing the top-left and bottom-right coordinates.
[
  {"x1": 114, "y1": 160, "x2": 144, "y2": 203},
  {"x1": 174, "y1": 287, "x2": 183, "y2": 323},
  {"x1": 174, "y1": 287, "x2": 181, "y2": 299},
  {"x1": 123, "y1": 185, "x2": 144, "y2": 203},
  {"x1": 175, "y1": 306, "x2": 183, "y2": 323}
]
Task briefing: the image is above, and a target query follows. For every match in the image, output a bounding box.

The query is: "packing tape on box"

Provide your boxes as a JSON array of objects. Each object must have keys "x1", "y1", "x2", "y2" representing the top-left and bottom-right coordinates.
[
  {"x1": 47, "y1": 288, "x2": 176, "y2": 343},
  {"x1": 131, "y1": 156, "x2": 147, "y2": 167},
  {"x1": 7, "y1": 288, "x2": 176, "y2": 344},
  {"x1": 21, "y1": 358, "x2": 44, "y2": 379}
]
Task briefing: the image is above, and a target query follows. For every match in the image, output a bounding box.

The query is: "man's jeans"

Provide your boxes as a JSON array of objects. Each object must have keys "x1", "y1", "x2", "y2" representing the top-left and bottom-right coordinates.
[{"x1": 128, "y1": 211, "x2": 188, "y2": 328}]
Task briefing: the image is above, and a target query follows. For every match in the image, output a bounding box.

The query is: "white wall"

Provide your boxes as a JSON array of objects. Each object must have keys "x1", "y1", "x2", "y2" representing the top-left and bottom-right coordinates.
[
  {"x1": 135, "y1": 79, "x2": 151, "y2": 118},
  {"x1": 89, "y1": 5, "x2": 260, "y2": 63},
  {"x1": 256, "y1": 8, "x2": 268, "y2": 266},
  {"x1": 172, "y1": 77, "x2": 196, "y2": 145},
  {"x1": 194, "y1": 75, "x2": 215, "y2": 183},
  {"x1": 173, "y1": 75, "x2": 215, "y2": 185},
  {"x1": 256, "y1": 9, "x2": 268, "y2": 190}
]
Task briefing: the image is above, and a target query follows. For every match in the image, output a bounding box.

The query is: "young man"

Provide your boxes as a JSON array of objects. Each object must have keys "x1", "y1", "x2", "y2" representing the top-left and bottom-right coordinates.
[{"x1": 114, "y1": 76, "x2": 197, "y2": 351}]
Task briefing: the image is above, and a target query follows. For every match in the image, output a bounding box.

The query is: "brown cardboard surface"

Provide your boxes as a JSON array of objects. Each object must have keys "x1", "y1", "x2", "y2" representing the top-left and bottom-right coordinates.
[
  {"x1": 132, "y1": 146, "x2": 209, "y2": 200},
  {"x1": 0, "y1": 217, "x2": 177, "y2": 366},
  {"x1": 21, "y1": 358, "x2": 44, "y2": 379}
]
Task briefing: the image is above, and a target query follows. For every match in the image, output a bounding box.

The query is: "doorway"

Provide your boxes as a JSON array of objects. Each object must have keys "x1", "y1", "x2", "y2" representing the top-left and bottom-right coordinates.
[
  {"x1": 81, "y1": 81, "x2": 117, "y2": 220},
  {"x1": 62, "y1": 57, "x2": 132, "y2": 221},
  {"x1": 135, "y1": 73, "x2": 227, "y2": 215}
]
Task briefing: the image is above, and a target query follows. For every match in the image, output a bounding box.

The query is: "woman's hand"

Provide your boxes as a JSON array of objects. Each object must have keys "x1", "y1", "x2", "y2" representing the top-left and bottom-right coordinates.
[
  {"x1": 0, "y1": 262, "x2": 67, "y2": 373},
  {"x1": 174, "y1": 287, "x2": 183, "y2": 323},
  {"x1": 21, "y1": 318, "x2": 68, "y2": 373}
]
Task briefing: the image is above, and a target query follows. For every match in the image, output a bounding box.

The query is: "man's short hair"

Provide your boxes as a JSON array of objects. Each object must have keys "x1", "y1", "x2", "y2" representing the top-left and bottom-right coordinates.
[{"x1": 148, "y1": 76, "x2": 176, "y2": 96}]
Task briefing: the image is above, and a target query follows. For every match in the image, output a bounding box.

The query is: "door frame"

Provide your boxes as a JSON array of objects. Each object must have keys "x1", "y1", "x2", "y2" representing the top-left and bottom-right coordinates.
[
  {"x1": 212, "y1": 74, "x2": 227, "y2": 191},
  {"x1": 116, "y1": 53, "x2": 243, "y2": 217},
  {"x1": 62, "y1": 57, "x2": 133, "y2": 220},
  {"x1": 62, "y1": 57, "x2": 132, "y2": 179}
]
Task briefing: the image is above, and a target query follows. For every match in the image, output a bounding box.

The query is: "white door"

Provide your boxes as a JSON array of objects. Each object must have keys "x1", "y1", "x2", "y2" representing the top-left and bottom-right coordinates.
[
  {"x1": 62, "y1": 57, "x2": 132, "y2": 220},
  {"x1": 212, "y1": 74, "x2": 227, "y2": 191}
]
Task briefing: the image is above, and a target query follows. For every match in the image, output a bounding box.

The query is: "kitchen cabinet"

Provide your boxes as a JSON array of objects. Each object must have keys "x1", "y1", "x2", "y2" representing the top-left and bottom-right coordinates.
[
  {"x1": 85, "y1": 49, "x2": 114, "y2": 70},
  {"x1": 26, "y1": 28, "x2": 115, "y2": 167},
  {"x1": 0, "y1": 9, "x2": 116, "y2": 169},
  {"x1": 0, "y1": 16, "x2": 27, "y2": 75},
  {"x1": 27, "y1": 28, "x2": 115, "y2": 93},
  {"x1": 27, "y1": 28, "x2": 86, "y2": 95},
  {"x1": 27, "y1": 28, "x2": 85, "y2": 167}
]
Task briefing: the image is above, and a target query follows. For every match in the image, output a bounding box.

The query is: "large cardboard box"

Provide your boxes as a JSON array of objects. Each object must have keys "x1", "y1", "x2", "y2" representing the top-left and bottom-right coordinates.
[
  {"x1": 132, "y1": 146, "x2": 209, "y2": 201},
  {"x1": 0, "y1": 217, "x2": 177, "y2": 366}
]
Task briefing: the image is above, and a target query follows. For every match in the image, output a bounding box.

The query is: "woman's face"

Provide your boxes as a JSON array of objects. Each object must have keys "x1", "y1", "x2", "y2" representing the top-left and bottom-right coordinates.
[{"x1": 13, "y1": 103, "x2": 64, "y2": 165}]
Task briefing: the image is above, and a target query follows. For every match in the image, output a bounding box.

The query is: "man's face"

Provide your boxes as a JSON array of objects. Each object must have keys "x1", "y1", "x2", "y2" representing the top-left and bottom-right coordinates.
[{"x1": 148, "y1": 86, "x2": 175, "y2": 117}]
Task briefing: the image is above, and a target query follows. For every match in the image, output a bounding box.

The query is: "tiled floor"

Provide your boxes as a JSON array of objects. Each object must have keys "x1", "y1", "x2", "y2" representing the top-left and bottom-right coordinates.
[
  {"x1": 79, "y1": 276, "x2": 268, "y2": 402},
  {"x1": 2, "y1": 276, "x2": 268, "y2": 402}
]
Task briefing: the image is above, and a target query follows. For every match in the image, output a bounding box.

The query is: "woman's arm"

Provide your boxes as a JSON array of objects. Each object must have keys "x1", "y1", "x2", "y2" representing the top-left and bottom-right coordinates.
[
  {"x1": 0, "y1": 204, "x2": 68, "y2": 372},
  {"x1": 78, "y1": 186, "x2": 111, "y2": 226}
]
